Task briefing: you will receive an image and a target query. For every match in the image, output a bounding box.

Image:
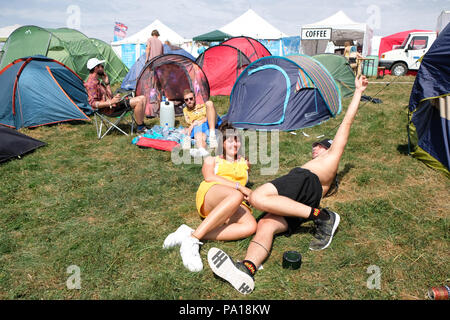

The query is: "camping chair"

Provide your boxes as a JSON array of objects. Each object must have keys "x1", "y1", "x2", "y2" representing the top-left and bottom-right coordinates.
[{"x1": 93, "y1": 91, "x2": 137, "y2": 139}]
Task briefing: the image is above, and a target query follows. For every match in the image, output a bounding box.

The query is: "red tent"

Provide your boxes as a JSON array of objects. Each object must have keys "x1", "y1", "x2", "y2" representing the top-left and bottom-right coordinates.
[
  {"x1": 196, "y1": 45, "x2": 251, "y2": 96},
  {"x1": 221, "y1": 36, "x2": 271, "y2": 62},
  {"x1": 378, "y1": 29, "x2": 432, "y2": 57}
]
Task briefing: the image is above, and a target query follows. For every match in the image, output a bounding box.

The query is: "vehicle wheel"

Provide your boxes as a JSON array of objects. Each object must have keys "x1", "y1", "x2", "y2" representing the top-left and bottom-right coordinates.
[{"x1": 391, "y1": 62, "x2": 408, "y2": 76}]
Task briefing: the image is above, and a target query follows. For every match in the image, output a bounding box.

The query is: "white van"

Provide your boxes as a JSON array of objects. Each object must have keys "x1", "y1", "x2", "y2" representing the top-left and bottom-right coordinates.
[{"x1": 379, "y1": 31, "x2": 437, "y2": 76}]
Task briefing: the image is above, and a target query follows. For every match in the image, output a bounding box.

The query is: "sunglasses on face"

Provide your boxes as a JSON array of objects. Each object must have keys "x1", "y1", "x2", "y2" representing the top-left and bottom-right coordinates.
[{"x1": 184, "y1": 96, "x2": 195, "y2": 102}]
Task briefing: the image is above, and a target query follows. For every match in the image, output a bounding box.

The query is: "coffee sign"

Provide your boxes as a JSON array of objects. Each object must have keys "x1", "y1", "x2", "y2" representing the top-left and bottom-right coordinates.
[{"x1": 301, "y1": 28, "x2": 332, "y2": 40}]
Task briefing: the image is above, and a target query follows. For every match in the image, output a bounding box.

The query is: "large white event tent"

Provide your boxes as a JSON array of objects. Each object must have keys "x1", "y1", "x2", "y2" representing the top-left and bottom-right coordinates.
[
  {"x1": 219, "y1": 9, "x2": 288, "y2": 39},
  {"x1": 111, "y1": 19, "x2": 185, "y2": 67},
  {"x1": 301, "y1": 10, "x2": 373, "y2": 56},
  {"x1": 219, "y1": 9, "x2": 289, "y2": 55}
]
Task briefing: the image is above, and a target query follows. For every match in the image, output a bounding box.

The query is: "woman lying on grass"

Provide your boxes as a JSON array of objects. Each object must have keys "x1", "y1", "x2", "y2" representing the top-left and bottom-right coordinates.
[{"x1": 163, "y1": 122, "x2": 257, "y2": 272}]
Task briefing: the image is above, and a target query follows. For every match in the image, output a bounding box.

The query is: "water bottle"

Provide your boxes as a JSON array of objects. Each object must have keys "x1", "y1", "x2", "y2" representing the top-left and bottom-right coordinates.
[
  {"x1": 162, "y1": 123, "x2": 169, "y2": 139},
  {"x1": 160, "y1": 99, "x2": 175, "y2": 128}
]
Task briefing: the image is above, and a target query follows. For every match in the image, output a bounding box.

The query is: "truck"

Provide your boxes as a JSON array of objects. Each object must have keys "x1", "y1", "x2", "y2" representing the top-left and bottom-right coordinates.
[{"x1": 379, "y1": 31, "x2": 437, "y2": 76}]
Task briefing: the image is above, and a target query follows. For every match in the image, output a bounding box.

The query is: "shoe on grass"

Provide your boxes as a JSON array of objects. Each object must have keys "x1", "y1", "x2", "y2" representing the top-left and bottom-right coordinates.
[
  {"x1": 207, "y1": 247, "x2": 254, "y2": 295},
  {"x1": 309, "y1": 208, "x2": 340, "y2": 251},
  {"x1": 136, "y1": 125, "x2": 150, "y2": 134},
  {"x1": 162, "y1": 224, "x2": 194, "y2": 249},
  {"x1": 180, "y1": 236, "x2": 203, "y2": 272}
]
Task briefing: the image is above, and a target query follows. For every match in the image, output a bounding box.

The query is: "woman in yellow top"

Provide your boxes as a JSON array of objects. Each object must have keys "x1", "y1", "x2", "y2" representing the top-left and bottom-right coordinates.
[{"x1": 163, "y1": 122, "x2": 257, "y2": 272}]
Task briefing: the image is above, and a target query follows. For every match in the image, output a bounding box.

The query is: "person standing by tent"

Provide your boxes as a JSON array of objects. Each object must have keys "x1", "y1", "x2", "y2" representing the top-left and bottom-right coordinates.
[
  {"x1": 206, "y1": 75, "x2": 369, "y2": 295},
  {"x1": 182, "y1": 89, "x2": 221, "y2": 157},
  {"x1": 84, "y1": 58, "x2": 148, "y2": 133},
  {"x1": 162, "y1": 122, "x2": 257, "y2": 272},
  {"x1": 145, "y1": 29, "x2": 164, "y2": 62},
  {"x1": 343, "y1": 41, "x2": 352, "y2": 59}
]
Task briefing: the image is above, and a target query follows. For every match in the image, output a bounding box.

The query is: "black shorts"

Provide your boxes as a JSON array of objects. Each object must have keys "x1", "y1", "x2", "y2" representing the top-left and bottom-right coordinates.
[{"x1": 270, "y1": 167, "x2": 323, "y2": 236}]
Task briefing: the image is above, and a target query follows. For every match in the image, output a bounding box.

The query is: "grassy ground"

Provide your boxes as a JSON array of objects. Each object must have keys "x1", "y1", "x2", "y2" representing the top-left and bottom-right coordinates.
[{"x1": 0, "y1": 76, "x2": 448, "y2": 300}]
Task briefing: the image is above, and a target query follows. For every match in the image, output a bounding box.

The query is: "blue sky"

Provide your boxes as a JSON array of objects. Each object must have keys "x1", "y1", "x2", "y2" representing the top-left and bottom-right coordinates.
[{"x1": 1, "y1": 0, "x2": 448, "y2": 41}]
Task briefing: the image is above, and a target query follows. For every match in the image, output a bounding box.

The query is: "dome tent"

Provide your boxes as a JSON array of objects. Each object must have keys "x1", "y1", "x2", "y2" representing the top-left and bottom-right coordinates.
[
  {"x1": 196, "y1": 45, "x2": 251, "y2": 96},
  {"x1": 0, "y1": 26, "x2": 128, "y2": 85},
  {"x1": 310, "y1": 53, "x2": 355, "y2": 98},
  {"x1": 121, "y1": 44, "x2": 195, "y2": 91},
  {"x1": 136, "y1": 54, "x2": 209, "y2": 118},
  {"x1": 221, "y1": 36, "x2": 271, "y2": 62},
  {"x1": 408, "y1": 23, "x2": 450, "y2": 177},
  {"x1": 226, "y1": 55, "x2": 341, "y2": 131},
  {"x1": 0, "y1": 126, "x2": 46, "y2": 164},
  {"x1": 0, "y1": 55, "x2": 91, "y2": 129}
]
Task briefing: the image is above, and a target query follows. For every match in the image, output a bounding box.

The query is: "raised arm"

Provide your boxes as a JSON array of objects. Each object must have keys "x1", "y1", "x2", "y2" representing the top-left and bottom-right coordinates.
[{"x1": 328, "y1": 75, "x2": 368, "y2": 159}]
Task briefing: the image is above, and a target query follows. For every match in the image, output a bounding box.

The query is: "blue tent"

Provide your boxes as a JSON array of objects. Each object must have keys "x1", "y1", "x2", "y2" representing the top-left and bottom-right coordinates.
[
  {"x1": 225, "y1": 56, "x2": 341, "y2": 131},
  {"x1": 0, "y1": 55, "x2": 91, "y2": 129},
  {"x1": 408, "y1": 23, "x2": 450, "y2": 177},
  {"x1": 121, "y1": 44, "x2": 195, "y2": 91}
]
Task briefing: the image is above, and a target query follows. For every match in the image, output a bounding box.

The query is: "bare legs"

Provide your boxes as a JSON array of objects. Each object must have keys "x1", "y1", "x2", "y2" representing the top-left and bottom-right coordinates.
[
  {"x1": 241, "y1": 183, "x2": 313, "y2": 268},
  {"x1": 193, "y1": 102, "x2": 218, "y2": 149},
  {"x1": 192, "y1": 184, "x2": 256, "y2": 241},
  {"x1": 129, "y1": 95, "x2": 146, "y2": 125}
]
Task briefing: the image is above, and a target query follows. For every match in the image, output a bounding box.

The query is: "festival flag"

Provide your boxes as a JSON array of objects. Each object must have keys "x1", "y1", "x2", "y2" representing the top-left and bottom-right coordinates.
[{"x1": 114, "y1": 22, "x2": 128, "y2": 41}]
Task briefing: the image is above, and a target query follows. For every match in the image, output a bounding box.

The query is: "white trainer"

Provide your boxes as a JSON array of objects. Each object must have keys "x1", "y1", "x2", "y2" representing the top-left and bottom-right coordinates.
[
  {"x1": 180, "y1": 236, "x2": 203, "y2": 272},
  {"x1": 182, "y1": 136, "x2": 191, "y2": 150},
  {"x1": 197, "y1": 147, "x2": 210, "y2": 157},
  {"x1": 189, "y1": 148, "x2": 200, "y2": 157},
  {"x1": 162, "y1": 224, "x2": 194, "y2": 249}
]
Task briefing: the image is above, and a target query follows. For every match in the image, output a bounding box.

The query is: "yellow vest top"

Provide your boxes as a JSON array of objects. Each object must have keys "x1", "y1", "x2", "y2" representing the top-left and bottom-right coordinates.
[
  {"x1": 183, "y1": 103, "x2": 206, "y2": 124},
  {"x1": 195, "y1": 156, "x2": 249, "y2": 217}
]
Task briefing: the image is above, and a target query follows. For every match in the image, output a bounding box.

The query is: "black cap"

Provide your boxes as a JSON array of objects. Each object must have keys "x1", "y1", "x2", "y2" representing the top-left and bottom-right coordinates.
[{"x1": 312, "y1": 138, "x2": 333, "y2": 149}]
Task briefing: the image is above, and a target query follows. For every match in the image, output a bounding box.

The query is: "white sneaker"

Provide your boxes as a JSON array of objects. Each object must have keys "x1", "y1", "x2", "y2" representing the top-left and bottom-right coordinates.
[
  {"x1": 180, "y1": 236, "x2": 203, "y2": 272},
  {"x1": 190, "y1": 148, "x2": 199, "y2": 157},
  {"x1": 182, "y1": 136, "x2": 191, "y2": 150},
  {"x1": 197, "y1": 147, "x2": 210, "y2": 157},
  {"x1": 162, "y1": 224, "x2": 194, "y2": 249}
]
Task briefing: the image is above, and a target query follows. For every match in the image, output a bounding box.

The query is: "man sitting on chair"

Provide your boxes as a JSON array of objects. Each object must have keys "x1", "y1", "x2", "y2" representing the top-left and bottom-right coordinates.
[{"x1": 84, "y1": 58, "x2": 148, "y2": 133}]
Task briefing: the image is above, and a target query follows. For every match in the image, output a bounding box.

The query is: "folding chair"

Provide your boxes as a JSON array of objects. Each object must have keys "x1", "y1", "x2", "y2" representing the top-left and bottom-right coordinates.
[{"x1": 93, "y1": 92, "x2": 137, "y2": 139}]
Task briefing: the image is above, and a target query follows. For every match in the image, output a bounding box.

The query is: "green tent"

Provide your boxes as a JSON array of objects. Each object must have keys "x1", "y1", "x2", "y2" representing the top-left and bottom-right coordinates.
[
  {"x1": 0, "y1": 26, "x2": 128, "y2": 85},
  {"x1": 313, "y1": 54, "x2": 355, "y2": 98},
  {"x1": 193, "y1": 30, "x2": 232, "y2": 42}
]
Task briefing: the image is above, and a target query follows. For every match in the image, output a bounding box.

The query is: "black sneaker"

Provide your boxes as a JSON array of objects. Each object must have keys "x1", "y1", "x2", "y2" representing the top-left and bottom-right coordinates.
[
  {"x1": 207, "y1": 247, "x2": 254, "y2": 295},
  {"x1": 136, "y1": 125, "x2": 150, "y2": 134},
  {"x1": 309, "y1": 208, "x2": 340, "y2": 251}
]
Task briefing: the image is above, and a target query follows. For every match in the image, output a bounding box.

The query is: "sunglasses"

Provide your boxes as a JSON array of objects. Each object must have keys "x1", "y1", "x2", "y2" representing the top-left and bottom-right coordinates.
[{"x1": 184, "y1": 96, "x2": 195, "y2": 102}]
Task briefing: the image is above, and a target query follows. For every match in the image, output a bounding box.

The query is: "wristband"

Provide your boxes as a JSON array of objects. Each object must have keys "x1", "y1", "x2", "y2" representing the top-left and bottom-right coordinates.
[{"x1": 235, "y1": 182, "x2": 240, "y2": 190}]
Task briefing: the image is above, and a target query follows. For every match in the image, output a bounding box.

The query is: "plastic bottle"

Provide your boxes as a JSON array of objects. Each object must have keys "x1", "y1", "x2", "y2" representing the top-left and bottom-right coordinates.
[
  {"x1": 162, "y1": 123, "x2": 169, "y2": 139},
  {"x1": 160, "y1": 99, "x2": 175, "y2": 128}
]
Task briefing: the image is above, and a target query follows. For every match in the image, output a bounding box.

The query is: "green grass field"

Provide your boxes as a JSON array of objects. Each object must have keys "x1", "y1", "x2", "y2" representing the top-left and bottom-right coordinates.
[{"x1": 0, "y1": 76, "x2": 448, "y2": 300}]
